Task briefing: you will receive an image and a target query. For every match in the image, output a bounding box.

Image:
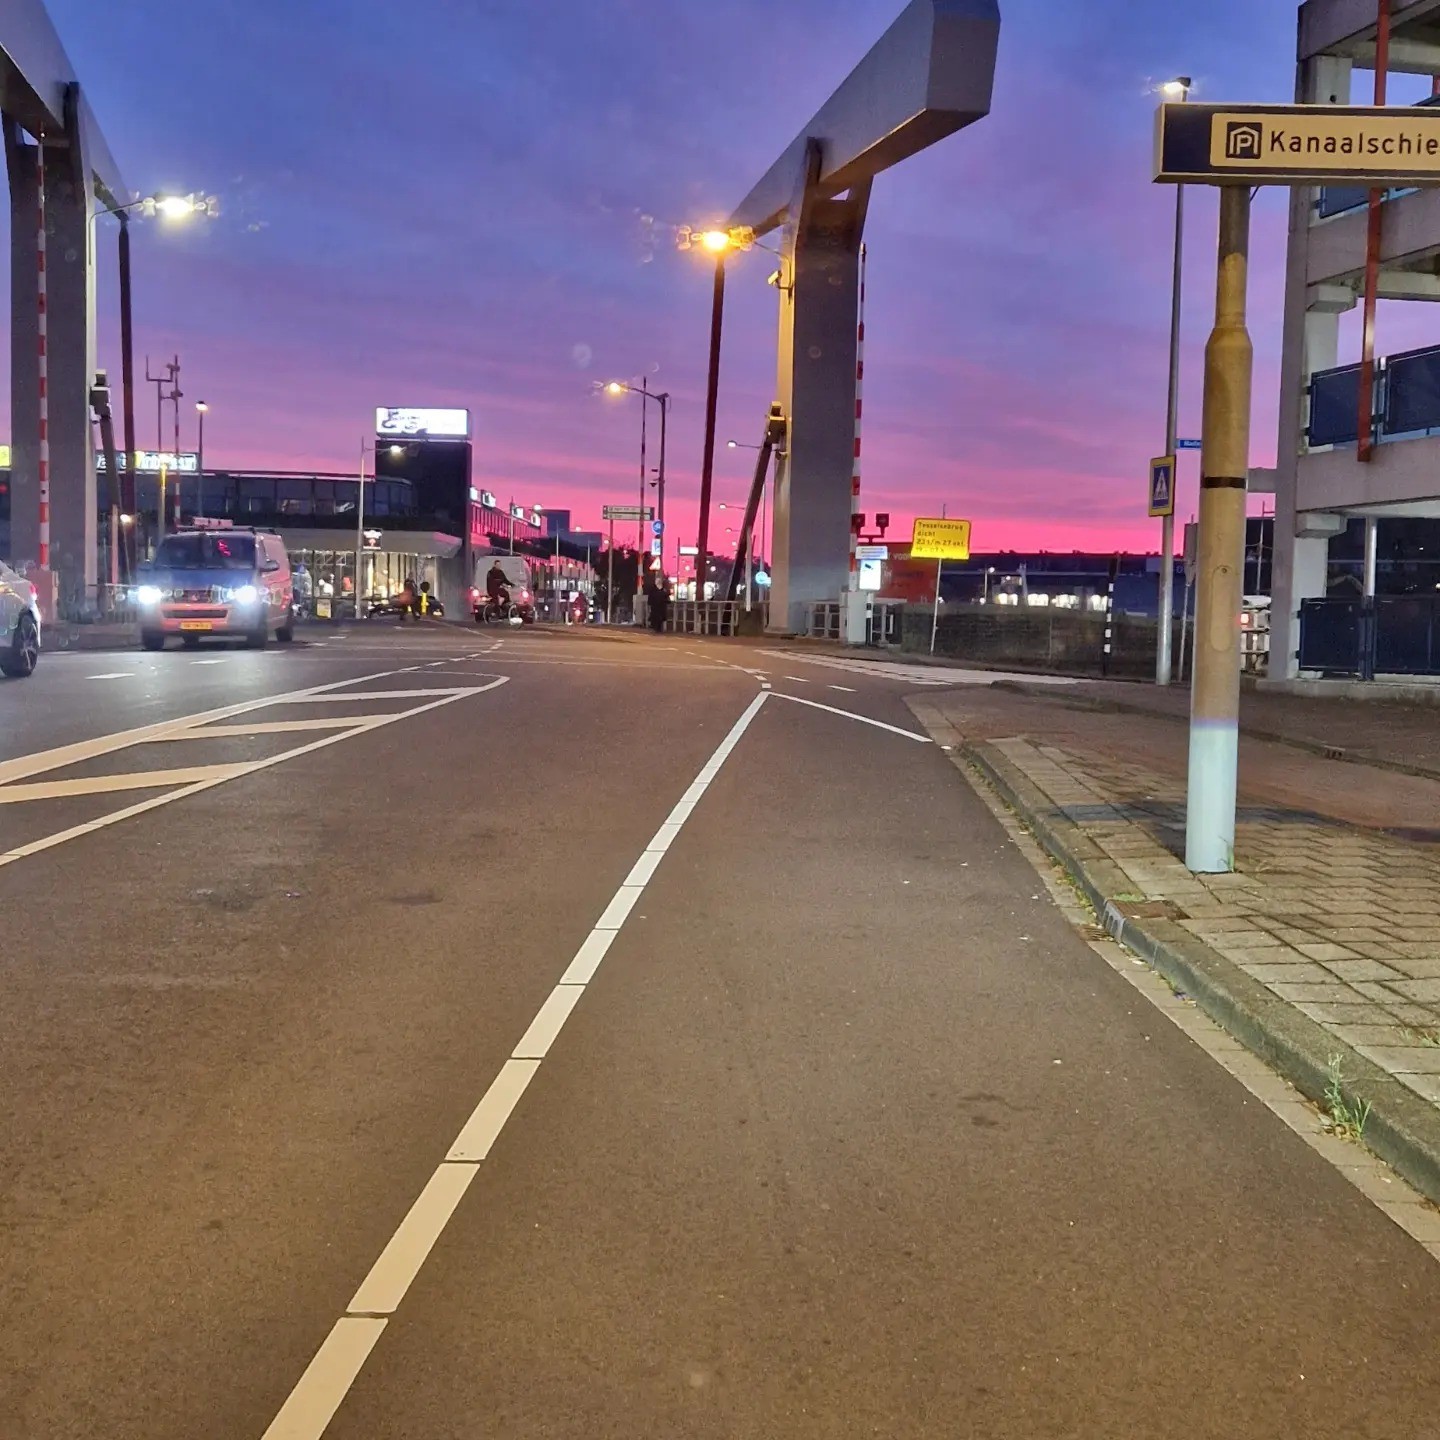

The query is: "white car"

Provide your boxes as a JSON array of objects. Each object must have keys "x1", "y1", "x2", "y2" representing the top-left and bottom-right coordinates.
[{"x1": 0, "y1": 559, "x2": 41, "y2": 678}]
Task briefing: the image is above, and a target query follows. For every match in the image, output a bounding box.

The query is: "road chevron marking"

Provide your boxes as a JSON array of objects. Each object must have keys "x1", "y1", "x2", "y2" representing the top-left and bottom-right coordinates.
[
  {"x1": 0, "y1": 666, "x2": 411, "y2": 788},
  {"x1": 0, "y1": 764, "x2": 253, "y2": 806},
  {"x1": 260, "y1": 690, "x2": 771, "y2": 1440},
  {"x1": 0, "y1": 679, "x2": 509, "y2": 868}
]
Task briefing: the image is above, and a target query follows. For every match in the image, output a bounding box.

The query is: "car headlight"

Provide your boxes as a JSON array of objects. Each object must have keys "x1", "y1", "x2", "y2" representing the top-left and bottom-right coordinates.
[
  {"x1": 226, "y1": 584, "x2": 259, "y2": 604},
  {"x1": 136, "y1": 585, "x2": 163, "y2": 606}
]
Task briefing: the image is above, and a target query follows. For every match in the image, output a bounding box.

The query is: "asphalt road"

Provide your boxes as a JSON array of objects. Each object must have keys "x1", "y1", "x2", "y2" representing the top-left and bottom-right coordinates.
[{"x1": 2, "y1": 624, "x2": 1439, "y2": 1438}]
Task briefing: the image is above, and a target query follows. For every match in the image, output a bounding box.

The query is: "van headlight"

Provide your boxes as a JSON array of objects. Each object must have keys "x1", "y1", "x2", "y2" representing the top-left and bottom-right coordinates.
[
  {"x1": 225, "y1": 584, "x2": 259, "y2": 604},
  {"x1": 136, "y1": 585, "x2": 163, "y2": 606}
]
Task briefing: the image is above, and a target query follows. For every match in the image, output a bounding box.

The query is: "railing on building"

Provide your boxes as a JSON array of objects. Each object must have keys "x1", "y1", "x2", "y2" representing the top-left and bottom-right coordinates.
[
  {"x1": 1297, "y1": 595, "x2": 1440, "y2": 678},
  {"x1": 1308, "y1": 342, "x2": 1440, "y2": 449}
]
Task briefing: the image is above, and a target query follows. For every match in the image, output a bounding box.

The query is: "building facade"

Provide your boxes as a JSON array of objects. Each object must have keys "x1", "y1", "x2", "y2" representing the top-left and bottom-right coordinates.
[{"x1": 1272, "y1": 0, "x2": 1440, "y2": 678}]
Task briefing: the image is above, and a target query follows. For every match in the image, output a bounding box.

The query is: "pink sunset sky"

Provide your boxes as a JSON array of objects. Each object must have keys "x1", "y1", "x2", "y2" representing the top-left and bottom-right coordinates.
[{"x1": 5, "y1": 0, "x2": 1436, "y2": 557}]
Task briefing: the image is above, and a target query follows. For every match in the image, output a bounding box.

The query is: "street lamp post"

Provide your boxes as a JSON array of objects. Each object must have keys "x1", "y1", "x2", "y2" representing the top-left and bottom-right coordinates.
[
  {"x1": 355, "y1": 440, "x2": 402, "y2": 616},
  {"x1": 602, "y1": 378, "x2": 671, "y2": 586},
  {"x1": 117, "y1": 215, "x2": 137, "y2": 579},
  {"x1": 94, "y1": 193, "x2": 214, "y2": 560},
  {"x1": 195, "y1": 401, "x2": 208, "y2": 517},
  {"x1": 1157, "y1": 76, "x2": 1191, "y2": 686},
  {"x1": 696, "y1": 236, "x2": 728, "y2": 604}
]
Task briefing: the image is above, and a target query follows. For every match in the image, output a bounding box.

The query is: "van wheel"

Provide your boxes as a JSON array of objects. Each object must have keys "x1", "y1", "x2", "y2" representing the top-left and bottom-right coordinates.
[
  {"x1": 244, "y1": 624, "x2": 268, "y2": 650},
  {"x1": 277, "y1": 608, "x2": 295, "y2": 643},
  {"x1": 141, "y1": 631, "x2": 165, "y2": 652}
]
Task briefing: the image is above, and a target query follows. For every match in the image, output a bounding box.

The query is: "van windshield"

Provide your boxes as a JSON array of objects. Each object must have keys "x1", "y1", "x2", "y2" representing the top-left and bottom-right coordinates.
[{"x1": 154, "y1": 534, "x2": 256, "y2": 570}]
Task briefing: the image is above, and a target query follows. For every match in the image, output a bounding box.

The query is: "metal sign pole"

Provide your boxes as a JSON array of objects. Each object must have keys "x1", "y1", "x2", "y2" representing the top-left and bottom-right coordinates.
[
  {"x1": 928, "y1": 503, "x2": 947, "y2": 654},
  {"x1": 606, "y1": 518, "x2": 614, "y2": 624}
]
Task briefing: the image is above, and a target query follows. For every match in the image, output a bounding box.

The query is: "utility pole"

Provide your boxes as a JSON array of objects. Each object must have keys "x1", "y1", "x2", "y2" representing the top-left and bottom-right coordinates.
[
  {"x1": 170, "y1": 356, "x2": 183, "y2": 522},
  {"x1": 1186, "y1": 185, "x2": 1253, "y2": 874},
  {"x1": 1157, "y1": 77, "x2": 1192, "y2": 686},
  {"x1": 145, "y1": 355, "x2": 181, "y2": 536}
]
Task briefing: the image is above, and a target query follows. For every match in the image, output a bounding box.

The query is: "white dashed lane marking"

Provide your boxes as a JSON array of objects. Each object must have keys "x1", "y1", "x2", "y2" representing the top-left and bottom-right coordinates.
[{"x1": 260, "y1": 691, "x2": 771, "y2": 1440}]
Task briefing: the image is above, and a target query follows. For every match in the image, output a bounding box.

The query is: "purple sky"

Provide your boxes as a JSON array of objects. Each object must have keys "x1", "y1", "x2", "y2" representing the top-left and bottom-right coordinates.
[{"x1": 6, "y1": 0, "x2": 1424, "y2": 553}]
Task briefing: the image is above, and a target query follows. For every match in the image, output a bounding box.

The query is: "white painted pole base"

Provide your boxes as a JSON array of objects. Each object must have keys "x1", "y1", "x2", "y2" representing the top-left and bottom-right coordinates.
[
  {"x1": 843, "y1": 589, "x2": 869, "y2": 645},
  {"x1": 1185, "y1": 720, "x2": 1238, "y2": 872}
]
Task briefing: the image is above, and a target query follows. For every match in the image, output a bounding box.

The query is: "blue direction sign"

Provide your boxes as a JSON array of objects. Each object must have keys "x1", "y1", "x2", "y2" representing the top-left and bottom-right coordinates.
[
  {"x1": 1148, "y1": 455, "x2": 1176, "y2": 519},
  {"x1": 1176, "y1": 438, "x2": 1202, "y2": 451}
]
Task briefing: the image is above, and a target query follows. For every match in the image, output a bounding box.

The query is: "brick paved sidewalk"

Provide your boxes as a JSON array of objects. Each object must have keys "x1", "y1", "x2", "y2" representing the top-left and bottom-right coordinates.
[{"x1": 983, "y1": 731, "x2": 1440, "y2": 1106}]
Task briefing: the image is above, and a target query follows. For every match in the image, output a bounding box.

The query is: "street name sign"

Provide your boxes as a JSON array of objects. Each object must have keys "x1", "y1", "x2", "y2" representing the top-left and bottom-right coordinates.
[
  {"x1": 602, "y1": 504, "x2": 654, "y2": 522},
  {"x1": 1155, "y1": 103, "x2": 1440, "y2": 186},
  {"x1": 910, "y1": 517, "x2": 972, "y2": 561},
  {"x1": 1148, "y1": 455, "x2": 1176, "y2": 518},
  {"x1": 1177, "y1": 438, "x2": 1202, "y2": 450}
]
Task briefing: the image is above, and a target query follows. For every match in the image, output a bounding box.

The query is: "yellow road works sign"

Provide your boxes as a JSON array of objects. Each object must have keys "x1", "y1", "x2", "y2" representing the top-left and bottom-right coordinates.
[{"x1": 910, "y1": 517, "x2": 972, "y2": 561}]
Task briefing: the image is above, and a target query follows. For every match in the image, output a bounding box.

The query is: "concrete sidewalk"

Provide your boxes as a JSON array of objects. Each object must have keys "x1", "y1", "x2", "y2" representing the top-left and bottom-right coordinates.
[{"x1": 910, "y1": 682, "x2": 1440, "y2": 1206}]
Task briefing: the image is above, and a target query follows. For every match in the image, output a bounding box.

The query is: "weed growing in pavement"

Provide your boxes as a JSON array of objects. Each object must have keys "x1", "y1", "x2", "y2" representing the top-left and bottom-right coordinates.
[
  {"x1": 1323, "y1": 1055, "x2": 1373, "y2": 1142},
  {"x1": 1409, "y1": 1028, "x2": 1440, "y2": 1048}
]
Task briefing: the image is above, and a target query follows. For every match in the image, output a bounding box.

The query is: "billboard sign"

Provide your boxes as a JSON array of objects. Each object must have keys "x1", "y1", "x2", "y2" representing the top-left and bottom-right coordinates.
[
  {"x1": 374, "y1": 407, "x2": 470, "y2": 439},
  {"x1": 1155, "y1": 102, "x2": 1440, "y2": 186}
]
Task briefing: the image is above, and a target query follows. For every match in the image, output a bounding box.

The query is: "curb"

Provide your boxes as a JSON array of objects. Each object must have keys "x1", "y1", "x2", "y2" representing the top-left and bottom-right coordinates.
[
  {"x1": 990, "y1": 680, "x2": 1440, "y2": 784},
  {"x1": 908, "y1": 697, "x2": 1440, "y2": 1209}
]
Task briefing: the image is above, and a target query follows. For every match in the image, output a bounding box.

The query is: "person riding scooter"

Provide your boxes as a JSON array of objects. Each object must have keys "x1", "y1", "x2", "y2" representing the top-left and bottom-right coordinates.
[{"x1": 485, "y1": 560, "x2": 512, "y2": 611}]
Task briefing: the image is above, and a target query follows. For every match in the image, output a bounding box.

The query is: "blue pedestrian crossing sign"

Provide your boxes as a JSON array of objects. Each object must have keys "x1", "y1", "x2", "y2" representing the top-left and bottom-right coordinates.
[{"x1": 1148, "y1": 455, "x2": 1176, "y2": 518}]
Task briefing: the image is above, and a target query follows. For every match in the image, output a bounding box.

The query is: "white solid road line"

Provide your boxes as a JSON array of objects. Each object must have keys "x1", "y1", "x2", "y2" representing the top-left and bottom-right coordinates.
[
  {"x1": 260, "y1": 690, "x2": 771, "y2": 1440},
  {"x1": 771, "y1": 691, "x2": 932, "y2": 743},
  {"x1": 86, "y1": 672, "x2": 133, "y2": 680}
]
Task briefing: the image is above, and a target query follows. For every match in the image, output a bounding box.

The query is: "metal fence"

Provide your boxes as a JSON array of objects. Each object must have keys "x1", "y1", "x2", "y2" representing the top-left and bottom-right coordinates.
[{"x1": 899, "y1": 604, "x2": 1179, "y2": 678}]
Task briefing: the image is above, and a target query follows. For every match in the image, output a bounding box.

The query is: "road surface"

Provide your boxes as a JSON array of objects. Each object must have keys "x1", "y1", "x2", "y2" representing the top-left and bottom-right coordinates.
[{"x1": 2, "y1": 624, "x2": 1438, "y2": 1438}]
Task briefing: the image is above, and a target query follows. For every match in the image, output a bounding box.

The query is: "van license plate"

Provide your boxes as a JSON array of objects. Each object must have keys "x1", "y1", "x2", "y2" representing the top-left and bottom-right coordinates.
[{"x1": 179, "y1": 621, "x2": 213, "y2": 631}]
